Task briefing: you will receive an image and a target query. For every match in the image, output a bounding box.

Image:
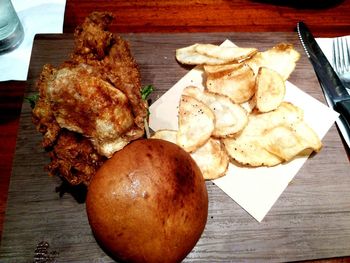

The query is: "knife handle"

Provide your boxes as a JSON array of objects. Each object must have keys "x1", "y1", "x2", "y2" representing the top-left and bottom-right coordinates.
[{"x1": 335, "y1": 99, "x2": 350, "y2": 131}]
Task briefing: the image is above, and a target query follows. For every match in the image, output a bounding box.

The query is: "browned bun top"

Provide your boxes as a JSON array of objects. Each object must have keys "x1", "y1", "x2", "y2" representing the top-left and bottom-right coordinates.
[{"x1": 86, "y1": 139, "x2": 208, "y2": 263}]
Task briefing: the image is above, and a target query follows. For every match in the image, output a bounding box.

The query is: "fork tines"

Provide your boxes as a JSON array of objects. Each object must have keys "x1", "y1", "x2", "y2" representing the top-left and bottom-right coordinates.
[{"x1": 332, "y1": 37, "x2": 350, "y2": 73}]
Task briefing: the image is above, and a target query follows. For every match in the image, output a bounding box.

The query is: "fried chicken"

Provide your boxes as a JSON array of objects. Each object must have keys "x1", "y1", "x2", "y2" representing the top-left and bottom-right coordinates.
[{"x1": 32, "y1": 12, "x2": 148, "y2": 185}]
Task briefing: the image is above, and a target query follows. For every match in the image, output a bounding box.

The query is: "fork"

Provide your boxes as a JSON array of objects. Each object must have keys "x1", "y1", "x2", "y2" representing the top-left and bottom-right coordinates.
[{"x1": 332, "y1": 36, "x2": 350, "y2": 92}]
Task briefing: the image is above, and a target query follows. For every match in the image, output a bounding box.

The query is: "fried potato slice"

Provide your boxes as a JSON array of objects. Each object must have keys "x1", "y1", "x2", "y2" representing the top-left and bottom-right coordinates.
[
  {"x1": 223, "y1": 136, "x2": 283, "y2": 167},
  {"x1": 206, "y1": 63, "x2": 255, "y2": 104},
  {"x1": 176, "y1": 43, "x2": 257, "y2": 65},
  {"x1": 262, "y1": 122, "x2": 322, "y2": 161},
  {"x1": 203, "y1": 63, "x2": 241, "y2": 75},
  {"x1": 176, "y1": 44, "x2": 228, "y2": 65},
  {"x1": 222, "y1": 102, "x2": 320, "y2": 166},
  {"x1": 195, "y1": 44, "x2": 258, "y2": 62},
  {"x1": 152, "y1": 130, "x2": 229, "y2": 180},
  {"x1": 254, "y1": 67, "x2": 286, "y2": 112},
  {"x1": 177, "y1": 95, "x2": 215, "y2": 152},
  {"x1": 151, "y1": 129, "x2": 177, "y2": 143},
  {"x1": 242, "y1": 102, "x2": 303, "y2": 137},
  {"x1": 191, "y1": 138, "x2": 229, "y2": 180},
  {"x1": 246, "y1": 43, "x2": 300, "y2": 80},
  {"x1": 242, "y1": 99, "x2": 256, "y2": 114},
  {"x1": 182, "y1": 86, "x2": 248, "y2": 137}
]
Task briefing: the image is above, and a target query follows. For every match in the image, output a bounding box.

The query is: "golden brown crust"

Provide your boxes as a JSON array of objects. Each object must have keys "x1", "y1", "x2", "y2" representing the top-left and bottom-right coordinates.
[
  {"x1": 47, "y1": 130, "x2": 106, "y2": 185},
  {"x1": 73, "y1": 11, "x2": 114, "y2": 60},
  {"x1": 32, "y1": 65, "x2": 60, "y2": 148},
  {"x1": 70, "y1": 12, "x2": 148, "y2": 130},
  {"x1": 32, "y1": 12, "x2": 148, "y2": 185},
  {"x1": 86, "y1": 139, "x2": 208, "y2": 263}
]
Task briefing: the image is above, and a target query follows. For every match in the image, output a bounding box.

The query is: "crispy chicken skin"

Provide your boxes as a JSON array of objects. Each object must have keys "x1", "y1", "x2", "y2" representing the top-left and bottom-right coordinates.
[
  {"x1": 48, "y1": 130, "x2": 107, "y2": 185},
  {"x1": 32, "y1": 12, "x2": 148, "y2": 185}
]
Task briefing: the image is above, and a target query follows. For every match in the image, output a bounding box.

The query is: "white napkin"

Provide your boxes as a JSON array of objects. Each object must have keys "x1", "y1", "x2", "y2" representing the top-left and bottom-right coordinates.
[
  {"x1": 149, "y1": 39, "x2": 339, "y2": 222},
  {"x1": 0, "y1": 0, "x2": 66, "y2": 81}
]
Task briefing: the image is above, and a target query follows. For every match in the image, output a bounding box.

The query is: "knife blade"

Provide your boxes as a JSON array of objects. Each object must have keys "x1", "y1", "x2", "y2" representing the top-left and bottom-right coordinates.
[{"x1": 297, "y1": 21, "x2": 350, "y2": 149}]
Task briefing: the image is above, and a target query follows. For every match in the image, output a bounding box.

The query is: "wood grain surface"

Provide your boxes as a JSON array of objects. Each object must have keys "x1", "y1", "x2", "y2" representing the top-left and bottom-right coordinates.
[
  {"x1": 64, "y1": 0, "x2": 350, "y2": 37},
  {"x1": 0, "y1": 33, "x2": 349, "y2": 262},
  {"x1": 1, "y1": 0, "x2": 350, "y2": 262}
]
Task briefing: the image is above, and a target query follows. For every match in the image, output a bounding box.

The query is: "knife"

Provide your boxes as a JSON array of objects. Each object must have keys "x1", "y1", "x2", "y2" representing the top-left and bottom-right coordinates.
[{"x1": 297, "y1": 21, "x2": 350, "y2": 149}]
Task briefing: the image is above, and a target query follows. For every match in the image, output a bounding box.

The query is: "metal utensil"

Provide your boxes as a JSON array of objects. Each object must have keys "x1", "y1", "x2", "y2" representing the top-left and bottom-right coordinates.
[
  {"x1": 296, "y1": 21, "x2": 350, "y2": 149},
  {"x1": 332, "y1": 36, "x2": 350, "y2": 91}
]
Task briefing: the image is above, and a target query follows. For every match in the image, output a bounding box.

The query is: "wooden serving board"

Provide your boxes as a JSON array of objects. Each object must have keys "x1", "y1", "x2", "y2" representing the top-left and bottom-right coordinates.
[{"x1": 0, "y1": 33, "x2": 349, "y2": 262}]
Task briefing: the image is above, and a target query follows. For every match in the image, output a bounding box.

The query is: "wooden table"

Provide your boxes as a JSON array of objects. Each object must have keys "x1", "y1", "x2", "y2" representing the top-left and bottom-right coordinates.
[{"x1": 1, "y1": 0, "x2": 350, "y2": 262}]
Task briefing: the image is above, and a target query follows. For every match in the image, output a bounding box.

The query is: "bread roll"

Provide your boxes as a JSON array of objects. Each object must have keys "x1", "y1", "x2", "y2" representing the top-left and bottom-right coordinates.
[{"x1": 86, "y1": 139, "x2": 208, "y2": 263}]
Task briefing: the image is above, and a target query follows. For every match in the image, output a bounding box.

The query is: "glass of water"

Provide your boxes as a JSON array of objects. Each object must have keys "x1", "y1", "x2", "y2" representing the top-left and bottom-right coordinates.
[{"x1": 0, "y1": 0, "x2": 24, "y2": 54}]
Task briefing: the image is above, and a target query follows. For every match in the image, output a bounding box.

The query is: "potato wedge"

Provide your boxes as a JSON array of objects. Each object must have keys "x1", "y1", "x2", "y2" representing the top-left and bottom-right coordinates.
[
  {"x1": 177, "y1": 95, "x2": 215, "y2": 152},
  {"x1": 194, "y1": 44, "x2": 258, "y2": 62},
  {"x1": 246, "y1": 43, "x2": 300, "y2": 80},
  {"x1": 254, "y1": 67, "x2": 286, "y2": 112},
  {"x1": 182, "y1": 86, "x2": 248, "y2": 137},
  {"x1": 206, "y1": 63, "x2": 255, "y2": 104},
  {"x1": 191, "y1": 138, "x2": 229, "y2": 180}
]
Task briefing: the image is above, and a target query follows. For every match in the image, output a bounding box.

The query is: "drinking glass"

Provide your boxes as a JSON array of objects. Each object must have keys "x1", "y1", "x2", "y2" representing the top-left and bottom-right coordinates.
[{"x1": 0, "y1": 0, "x2": 24, "y2": 54}]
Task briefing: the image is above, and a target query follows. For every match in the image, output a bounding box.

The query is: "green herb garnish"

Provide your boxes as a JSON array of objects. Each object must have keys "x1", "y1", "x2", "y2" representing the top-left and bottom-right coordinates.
[
  {"x1": 141, "y1": 85, "x2": 154, "y2": 100},
  {"x1": 25, "y1": 93, "x2": 39, "y2": 109}
]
